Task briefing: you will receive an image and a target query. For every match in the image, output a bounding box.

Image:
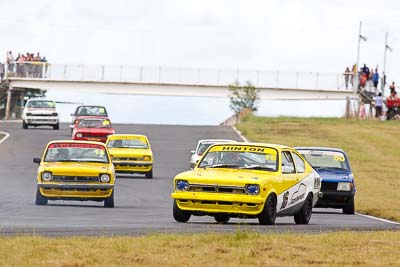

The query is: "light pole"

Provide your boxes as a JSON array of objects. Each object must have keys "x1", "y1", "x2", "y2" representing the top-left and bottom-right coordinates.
[
  {"x1": 382, "y1": 32, "x2": 393, "y2": 95},
  {"x1": 354, "y1": 21, "x2": 368, "y2": 91}
]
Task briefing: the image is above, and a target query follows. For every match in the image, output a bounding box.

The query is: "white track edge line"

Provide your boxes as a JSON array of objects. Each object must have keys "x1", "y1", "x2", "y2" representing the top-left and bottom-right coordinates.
[
  {"x1": 0, "y1": 131, "x2": 10, "y2": 144},
  {"x1": 356, "y1": 212, "x2": 400, "y2": 225},
  {"x1": 231, "y1": 126, "x2": 248, "y2": 142}
]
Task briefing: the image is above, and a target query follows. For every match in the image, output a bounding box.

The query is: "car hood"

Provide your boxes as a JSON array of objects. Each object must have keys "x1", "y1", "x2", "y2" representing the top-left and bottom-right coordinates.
[
  {"x1": 108, "y1": 148, "x2": 152, "y2": 158},
  {"x1": 315, "y1": 169, "x2": 353, "y2": 182},
  {"x1": 75, "y1": 128, "x2": 115, "y2": 134},
  {"x1": 42, "y1": 162, "x2": 110, "y2": 176},
  {"x1": 26, "y1": 108, "x2": 56, "y2": 114},
  {"x1": 175, "y1": 168, "x2": 278, "y2": 186}
]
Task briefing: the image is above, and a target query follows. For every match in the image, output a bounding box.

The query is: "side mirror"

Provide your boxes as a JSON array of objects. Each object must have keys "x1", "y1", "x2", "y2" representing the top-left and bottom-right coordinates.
[
  {"x1": 190, "y1": 150, "x2": 195, "y2": 154},
  {"x1": 33, "y1": 158, "x2": 41, "y2": 164}
]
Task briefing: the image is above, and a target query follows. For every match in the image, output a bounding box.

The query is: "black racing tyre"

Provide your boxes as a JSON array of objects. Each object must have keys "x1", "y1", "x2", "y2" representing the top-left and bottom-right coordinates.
[
  {"x1": 343, "y1": 198, "x2": 355, "y2": 214},
  {"x1": 214, "y1": 213, "x2": 230, "y2": 224},
  {"x1": 173, "y1": 200, "x2": 191, "y2": 222},
  {"x1": 294, "y1": 193, "x2": 313, "y2": 224},
  {"x1": 258, "y1": 194, "x2": 277, "y2": 225},
  {"x1": 104, "y1": 190, "x2": 115, "y2": 208},
  {"x1": 53, "y1": 123, "x2": 59, "y2": 130},
  {"x1": 145, "y1": 169, "x2": 153, "y2": 179},
  {"x1": 35, "y1": 186, "x2": 48, "y2": 206},
  {"x1": 22, "y1": 121, "x2": 28, "y2": 129}
]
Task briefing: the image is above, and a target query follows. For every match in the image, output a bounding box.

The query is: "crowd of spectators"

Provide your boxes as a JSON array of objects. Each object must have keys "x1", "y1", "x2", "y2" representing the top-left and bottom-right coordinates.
[
  {"x1": 344, "y1": 63, "x2": 400, "y2": 120},
  {"x1": 0, "y1": 51, "x2": 48, "y2": 81},
  {"x1": 343, "y1": 63, "x2": 383, "y2": 92}
]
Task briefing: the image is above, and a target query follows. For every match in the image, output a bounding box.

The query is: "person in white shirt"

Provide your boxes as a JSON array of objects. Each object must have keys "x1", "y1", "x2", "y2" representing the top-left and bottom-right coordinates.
[{"x1": 373, "y1": 93, "x2": 384, "y2": 118}]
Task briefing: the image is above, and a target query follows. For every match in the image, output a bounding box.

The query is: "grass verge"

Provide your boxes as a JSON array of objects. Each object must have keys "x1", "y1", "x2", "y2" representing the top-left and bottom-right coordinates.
[
  {"x1": 237, "y1": 116, "x2": 400, "y2": 222},
  {"x1": 0, "y1": 231, "x2": 399, "y2": 266}
]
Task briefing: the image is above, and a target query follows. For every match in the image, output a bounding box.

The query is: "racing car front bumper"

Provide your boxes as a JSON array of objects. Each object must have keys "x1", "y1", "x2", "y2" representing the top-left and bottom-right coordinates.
[
  {"x1": 38, "y1": 183, "x2": 114, "y2": 199},
  {"x1": 112, "y1": 161, "x2": 153, "y2": 173},
  {"x1": 316, "y1": 190, "x2": 355, "y2": 208}
]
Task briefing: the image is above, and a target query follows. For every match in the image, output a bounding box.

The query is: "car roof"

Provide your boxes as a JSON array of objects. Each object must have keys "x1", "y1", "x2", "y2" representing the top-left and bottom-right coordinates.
[
  {"x1": 27, "y1": 99, "x2": 55, "y2": 102},
  {"x1": 77, "y1": 116, "x2": 109, "y2": 120},
  {"x1": 209, "y1": 142, "x2": 292, "y2": 150},
  {"x1": 77, "y1": 105, "x2": 106, "y2": 108},
  {"x1": 198, "y1": 139, "x2": 238, "y2": 143},
  {"x1": 295, "y1": 146, "x2": 346, "y2": 153},
  {"x1": 109, "y1": 134, "x2": 148, "y2": 138},
  {"x1": 47, "y1": 140, "x2": 107, "y2": 146}
]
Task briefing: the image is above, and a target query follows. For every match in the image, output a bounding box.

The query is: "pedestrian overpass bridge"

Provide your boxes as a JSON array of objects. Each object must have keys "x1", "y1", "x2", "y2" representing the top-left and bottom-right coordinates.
[{"x1": 3, "y1": 63, "x2": 354, "y2": 119}]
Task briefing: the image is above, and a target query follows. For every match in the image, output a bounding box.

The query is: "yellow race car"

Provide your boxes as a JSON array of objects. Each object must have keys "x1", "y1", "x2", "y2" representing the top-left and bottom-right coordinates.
[
  {"x1": 171, "y1": 143, "x2": 321, "y2": 225},
  {"x1": 106, "y1": 134, "x2": 154, "y2": 178},
  {"x1": 33, "y1": 140, "x2": 115, "y2": 207}
]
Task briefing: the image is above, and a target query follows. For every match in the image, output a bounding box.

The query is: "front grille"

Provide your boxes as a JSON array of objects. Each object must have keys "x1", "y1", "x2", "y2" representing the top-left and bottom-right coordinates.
[
  {"x1": 27, "y1": 113, "x2": 56, "y2": 117},
  {"x1": 113, "y1": 157, "x2": 143, "y2": 161},
  {"x1": 82, "y1": 133, "x2": 106, "y2": 138},
  {"x1": 188, "y1": 184, "x2": 246, "y2": 194},
  {"x1": 321, "y1": 181, "x2": 338, "y2": 191},
  {"x1": 52, "y1": 176, "x2": 99, "y2": 182}
]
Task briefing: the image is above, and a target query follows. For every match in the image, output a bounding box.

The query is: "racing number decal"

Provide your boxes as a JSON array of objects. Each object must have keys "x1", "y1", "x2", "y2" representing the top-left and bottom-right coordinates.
[
  {"x1": 334, "y1": 155, "x2": 345, "y2": 162},
  {"x1": 265, "y1": 154, "x2": 277, "y2": 161},
  {"x1": 280, "y1": 191, "x2": 289, "y2": 209}
]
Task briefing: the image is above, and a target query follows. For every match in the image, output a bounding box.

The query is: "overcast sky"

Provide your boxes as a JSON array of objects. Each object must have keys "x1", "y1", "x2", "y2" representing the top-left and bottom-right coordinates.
[{"x1": 1, "y1": 0, "x2": 400, "y2": 81}]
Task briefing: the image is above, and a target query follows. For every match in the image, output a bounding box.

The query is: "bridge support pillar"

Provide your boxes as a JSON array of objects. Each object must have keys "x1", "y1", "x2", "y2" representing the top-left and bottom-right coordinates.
[{"x1": 5, "y1": 86, "x2": 12, "y2": 120}]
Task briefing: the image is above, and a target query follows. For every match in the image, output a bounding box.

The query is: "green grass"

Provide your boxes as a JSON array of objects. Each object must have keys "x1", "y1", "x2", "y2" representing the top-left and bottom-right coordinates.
[
  {"x1": 0, "y1": 232, "x2": 399, "y2": 266},
  {"x1": 237, "y1": 116, "x2": 400, "y2": 222}
]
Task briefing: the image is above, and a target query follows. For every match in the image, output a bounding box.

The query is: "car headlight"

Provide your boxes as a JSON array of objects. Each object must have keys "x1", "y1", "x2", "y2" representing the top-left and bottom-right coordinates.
[
  {"x1": 76, "y1": 133, "x2": 83, "y2": 138},
  {"x1": 246, "y1": 184, "x2": 260, "y2": 195},
  {"x1": 100, "y1": 174, "x2": 111, "y2": 183},
  {"x1": 143, "y1": 156, "x2": 151, "y2": 161},
  {"x1": 42, "y1": 171, "x2": 52, "y2": 181},
  {"x1": 176, "y1": 180, "x2": 189, "y2": 191},
  {"x1": 337, "y1": 182, "x2": 351, "y2": 191}
]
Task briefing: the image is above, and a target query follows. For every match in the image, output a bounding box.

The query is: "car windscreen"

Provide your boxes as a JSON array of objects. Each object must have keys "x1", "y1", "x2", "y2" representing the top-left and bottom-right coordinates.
[
  {"x1": 77, "y1": 119, "x2": 111, "y2": 128},
  {"x1": 108, "y1": 137, "x2": 148, "y2": 149},
  {"x1": 27, "y1": 100, "x2": 55, "y2": 109},
  {"x1": 44, "y1": 143, "x2": 109, "y2": 163},
  {"x1": 198, "y1": 145, "x2": 278, "y2": 171},
  {"x1": 298, "y1": 150, "x2": 349, "y2": 171},
  {"x1": 76, "y1": 106, "x2": 107, "y2": 116},
  {"x1": 197, "y1": 143, "x2": 213, "y2": 155}
]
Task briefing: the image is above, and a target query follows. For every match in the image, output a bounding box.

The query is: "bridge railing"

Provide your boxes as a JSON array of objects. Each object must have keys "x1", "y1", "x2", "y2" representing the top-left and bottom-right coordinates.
[{"x1": 3, "y1": 62, "x2": 352, "y2": 91}]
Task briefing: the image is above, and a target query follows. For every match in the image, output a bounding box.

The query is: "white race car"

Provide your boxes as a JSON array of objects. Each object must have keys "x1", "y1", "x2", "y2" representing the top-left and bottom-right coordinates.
[
  {"x1": 22, "y1": 99, "x2": 59, "y2": 130},
  {"x1": 189, "y1": 139, "x2": 237, "y2": 169}
]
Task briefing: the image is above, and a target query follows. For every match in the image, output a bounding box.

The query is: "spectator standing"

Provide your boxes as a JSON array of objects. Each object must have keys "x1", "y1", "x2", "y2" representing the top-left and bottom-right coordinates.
[
  {"x1": 33, "y1": 52, "x2": 42, "y2": 78},
  {"x1": 6, "y1": 51, "x2": 14, "y2": 75},
  {"x1": 344, "y1": 67, "x2": 351, "y2": 89},
  {"x1": 351, "y1": 63, "x2": 357, "y2": 87},
  {"x1": 373, "y1": 92, "x2": 384, "y2": 119},
  {"x1": 389, "y1": 82, "x2": 396, "y2": 93},
  {"x1": 372, "y1": 69, "x2": 379, "y2": 92},
  {"x1": 0, "y1": 61, "x2": 4, "y2": 81},
  {"x1": 381, "y1": 72, "x2": 387, "y2": 92},
  {"x1": 358, "y1": 101, "x2": 366, "y2": 119}
]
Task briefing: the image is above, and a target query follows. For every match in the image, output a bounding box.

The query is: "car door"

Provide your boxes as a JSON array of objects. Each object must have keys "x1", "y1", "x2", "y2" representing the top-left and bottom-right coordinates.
[{"x1": 277, "y1": 150, "x2": 298, "y2": 212}]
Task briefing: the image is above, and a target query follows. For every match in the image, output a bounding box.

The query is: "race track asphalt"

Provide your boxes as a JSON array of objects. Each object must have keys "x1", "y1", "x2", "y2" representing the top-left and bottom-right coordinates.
[{"x1": 0, "y1": 121, "x2": 398, "y2": 236}]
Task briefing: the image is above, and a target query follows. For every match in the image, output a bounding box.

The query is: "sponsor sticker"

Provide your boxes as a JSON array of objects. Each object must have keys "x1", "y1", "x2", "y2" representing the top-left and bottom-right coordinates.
[
  {"x1": 109, "y1": 135, "x2": 147, "y2": 142},
  {"x1": 49, "y1": 143, "x2": 105, "y2": 149},
  {"x1": 300, "y1": 150, "x2": 345, "y2": 161},
  {"x1": 209, "y1": 145, "x2": 276, "y2": 154}
]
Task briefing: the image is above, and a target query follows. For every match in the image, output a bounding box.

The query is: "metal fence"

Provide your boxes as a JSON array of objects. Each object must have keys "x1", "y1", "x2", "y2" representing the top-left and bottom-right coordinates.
[{"x1": 4, "y1": 62, "x2": 352, "y2": 90}]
